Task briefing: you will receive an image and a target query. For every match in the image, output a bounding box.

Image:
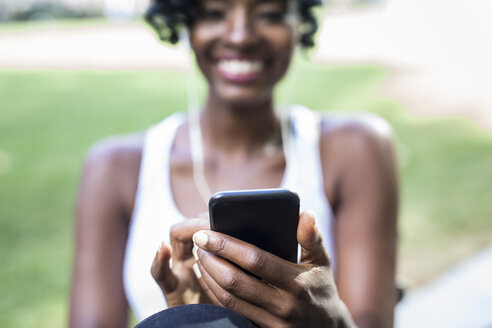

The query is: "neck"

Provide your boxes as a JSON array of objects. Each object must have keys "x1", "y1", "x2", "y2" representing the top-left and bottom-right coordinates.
[{"x1": 200, "y1": 94, "x2": 281, "y2": 154}]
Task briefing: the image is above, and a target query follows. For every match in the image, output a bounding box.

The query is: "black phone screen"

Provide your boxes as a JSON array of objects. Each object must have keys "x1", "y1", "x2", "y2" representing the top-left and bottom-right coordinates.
[{"x1": 209, "y1": 189, "x2": 300, "y2": 263}]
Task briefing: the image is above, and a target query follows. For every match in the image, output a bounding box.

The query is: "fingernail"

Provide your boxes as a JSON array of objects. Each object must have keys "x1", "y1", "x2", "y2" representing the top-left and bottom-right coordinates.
[
  {"x1": 193, "y1": 231, "x2": 208, "y2": 247},
  {"x1": 305, "y1": 210, "x2": 317, "y2": 225},
  {"x1": 192, "y1": 263, "x2": 202, "y2": 279},
  {"x1": 157, "y1": 241, "x2": 164, "y2": 254},
  {"x1": 192, "y1": 244, "x2": 199, "y2": 261},
  {"x1": 305, "y1": 210, "x2": 316, "y2": 221}
]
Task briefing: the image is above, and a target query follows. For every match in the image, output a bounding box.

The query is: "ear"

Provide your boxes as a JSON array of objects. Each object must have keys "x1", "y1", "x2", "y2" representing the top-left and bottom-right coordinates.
[
  {"x1": 179, "y1": 28, "x2": 193, "y2": 50},
  {"x1": 287, "y1": 0, "x2": 302, "y2": 45}
]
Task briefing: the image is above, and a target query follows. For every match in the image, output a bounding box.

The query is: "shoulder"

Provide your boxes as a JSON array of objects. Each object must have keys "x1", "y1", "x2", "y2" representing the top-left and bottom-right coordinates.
[
  {"x1": 319, "y1": 112, "x2": 395, "y2": 165},
  {"x1": 81, "y1": 132, "x2": 145, "y2": 219},
  {"x1": 85, "y1": 132, "x2": 144, "y2": 171},
  {"x1": 317, "y1": 112, "x2": 397, "y2": 205},
  {"x1": 320, "y1": 112, "x2": 393, "y2": 147}
]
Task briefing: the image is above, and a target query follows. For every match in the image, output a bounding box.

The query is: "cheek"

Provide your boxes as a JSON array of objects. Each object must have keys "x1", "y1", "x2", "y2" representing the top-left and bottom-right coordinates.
[
  {"x1": 190, "y1": 22, "x2": 225, "y2": 57},
  {"x1": 263, "y1": 24, "x2": 297, "y2": 52},
  {"x1": 261, "y1": 25, "x2": 297, "y2": 76},
  {"x1": 189, "y1": 23, "x2": 222, "y2": 82}
]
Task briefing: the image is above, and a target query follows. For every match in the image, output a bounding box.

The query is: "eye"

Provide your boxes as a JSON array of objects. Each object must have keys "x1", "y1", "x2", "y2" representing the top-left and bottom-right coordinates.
[
  {"x1": 258, "y1": 10, "x2": 286, "y2": 23},
  {"x1": 200, "y1": 8, "x2": 226, "y2": 21}
]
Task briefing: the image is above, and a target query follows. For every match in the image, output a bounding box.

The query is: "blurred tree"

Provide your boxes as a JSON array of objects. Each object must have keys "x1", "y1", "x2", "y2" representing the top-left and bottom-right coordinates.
[{"x1": 0, "y1": 0, "x2": 150, "y2": 22}]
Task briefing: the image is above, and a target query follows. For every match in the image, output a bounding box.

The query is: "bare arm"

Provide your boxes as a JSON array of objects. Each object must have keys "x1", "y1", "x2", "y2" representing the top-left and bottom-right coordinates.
[
  {"x1": 321, "y1": 116, "x2": 398, "y2": 328},
  {"x1": 69, "y1": 137, "x2": 142, "y2": 328}
]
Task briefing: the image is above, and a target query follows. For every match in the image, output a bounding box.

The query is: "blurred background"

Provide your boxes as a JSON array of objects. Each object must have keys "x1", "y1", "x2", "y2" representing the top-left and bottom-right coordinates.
[{"x1": 0, "y1": 0, "x2": 491, "y2": 327}]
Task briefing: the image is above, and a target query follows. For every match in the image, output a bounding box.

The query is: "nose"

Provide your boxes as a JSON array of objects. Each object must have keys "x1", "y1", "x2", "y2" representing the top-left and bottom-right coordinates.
[{"x1": 225, "y1": 7, "x2": 257, "y2": 48}]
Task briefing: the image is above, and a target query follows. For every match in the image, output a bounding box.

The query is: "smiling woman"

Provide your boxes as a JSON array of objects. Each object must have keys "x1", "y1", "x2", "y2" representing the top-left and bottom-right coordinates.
[
  {"x1": 69, "y1": 0, "x2": 398, "y2": 327},
  {"x1": 191, "y1": 0, "x2": 298, "y2": 107}
]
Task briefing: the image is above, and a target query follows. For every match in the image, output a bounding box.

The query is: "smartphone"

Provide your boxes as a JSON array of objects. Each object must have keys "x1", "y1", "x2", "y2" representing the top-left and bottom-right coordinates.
[{"x1": 209, "y1": 188, "x2": 300, "y2": 263}]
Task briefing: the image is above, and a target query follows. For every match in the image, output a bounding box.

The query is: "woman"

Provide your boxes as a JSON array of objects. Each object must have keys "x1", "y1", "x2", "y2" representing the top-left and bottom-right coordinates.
[{"x1": 70, "y1": 0, "x2": 398, "y2": 327}]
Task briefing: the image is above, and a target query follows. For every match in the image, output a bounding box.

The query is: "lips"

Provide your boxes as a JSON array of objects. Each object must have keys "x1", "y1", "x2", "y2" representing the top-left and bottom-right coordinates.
[{"x1": 216, "y1": 59, "x2": 265, "y2": 82}]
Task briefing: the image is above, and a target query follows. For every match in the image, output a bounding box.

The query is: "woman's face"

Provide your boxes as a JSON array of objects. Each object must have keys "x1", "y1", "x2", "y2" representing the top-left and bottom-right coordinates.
[{"x1": 190, "y1": 0, "x2": 299, "y2": 107}]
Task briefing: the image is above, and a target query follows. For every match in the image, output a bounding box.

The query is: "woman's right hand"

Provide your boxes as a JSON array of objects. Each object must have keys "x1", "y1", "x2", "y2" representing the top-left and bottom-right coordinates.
[
  {"x1": 192, "y1": 212, "x2": 357, "y2": 328},
  {"x1": 151, "y1": 218, "x2": 212, "y2": 307}
]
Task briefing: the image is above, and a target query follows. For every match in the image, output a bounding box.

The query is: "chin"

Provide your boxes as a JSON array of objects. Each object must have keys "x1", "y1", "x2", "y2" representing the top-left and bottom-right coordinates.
[
  {"x1": 212, "y1": 83, "x2": 273, "y2": 108},
  {"x1": 219, "y1": 91, "x2": 272, "y2": 109}
]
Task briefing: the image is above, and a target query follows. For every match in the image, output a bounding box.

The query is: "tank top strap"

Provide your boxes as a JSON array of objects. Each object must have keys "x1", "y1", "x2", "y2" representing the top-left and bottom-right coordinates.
[
  {"x1": 283, "y1": 104, "x2": 324, "y2": 199},
  {"x1": 124, "y1": 112, "x2": 185, "y2": 319},
  {"x1": 138, "y1": 112, "x2": 185, "y2": 191},
  {"x1": 283, "y1": 105, "x2": 336, "y2": 269}
]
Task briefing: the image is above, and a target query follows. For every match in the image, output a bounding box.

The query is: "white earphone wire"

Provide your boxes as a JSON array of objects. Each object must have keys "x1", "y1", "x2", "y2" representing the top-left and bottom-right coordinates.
[
  {"x1": 182, "y1": 30, "x2": 214, "y2": 206},
  {"x1": 180, "y1": 24, "x2": 294, "y2": 208}
]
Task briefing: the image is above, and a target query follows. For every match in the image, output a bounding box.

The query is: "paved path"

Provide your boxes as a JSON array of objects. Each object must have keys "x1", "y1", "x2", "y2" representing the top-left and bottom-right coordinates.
[
  {"x1": 0, "y1": 22, "x2": 189, "y2": 71},
  {"x1": 314, "y1": 0, "x2": 492, "y2": 130},
  {"x1": 395, "y1": 244, "x2": 492, "y2": 328}
]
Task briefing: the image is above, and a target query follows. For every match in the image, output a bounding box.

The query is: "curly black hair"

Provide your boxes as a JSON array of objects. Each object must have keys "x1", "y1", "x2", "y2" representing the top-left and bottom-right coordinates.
[{"x1": 146, "y1": 0, "x2": 322, "y2": 48}]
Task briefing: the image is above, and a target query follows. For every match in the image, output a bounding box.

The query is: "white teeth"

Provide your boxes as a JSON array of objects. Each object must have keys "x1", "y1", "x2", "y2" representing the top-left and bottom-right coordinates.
[{"x1": 218, "y1": 59, "x2": 263, "y2": 75}]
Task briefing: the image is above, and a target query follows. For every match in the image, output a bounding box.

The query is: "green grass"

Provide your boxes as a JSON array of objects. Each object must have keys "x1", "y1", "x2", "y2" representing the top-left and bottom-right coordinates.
[{"x1": 1, "y1": 58, "x2": 492, "y2": 327}]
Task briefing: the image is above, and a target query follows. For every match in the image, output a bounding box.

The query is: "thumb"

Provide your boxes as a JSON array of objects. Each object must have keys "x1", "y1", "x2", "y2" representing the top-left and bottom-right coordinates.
[
  {"x1": 298, "y1": 211, "x2": 331, "y2": 267},
  {"x1": 170, "y1": 218, "x2": 210, "y2": 261},
  {"x1": 151, "y1": 242, "x2": 179, "y2": 293}
]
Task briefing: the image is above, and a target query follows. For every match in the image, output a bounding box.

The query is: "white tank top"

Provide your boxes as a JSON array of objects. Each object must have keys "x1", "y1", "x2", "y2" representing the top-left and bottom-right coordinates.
[{"x1": 123, "y1": 105, "x2": 335, "y2": 320}]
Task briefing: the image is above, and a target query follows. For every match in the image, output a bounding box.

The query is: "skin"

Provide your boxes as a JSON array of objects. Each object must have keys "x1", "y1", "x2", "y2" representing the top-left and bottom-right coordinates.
[
  {"x1": 69, "y1": 0, "x2": 398, "y2": 327},
  {"x1": 191, "y1": 212, "x2": 358, "y2": 328}
]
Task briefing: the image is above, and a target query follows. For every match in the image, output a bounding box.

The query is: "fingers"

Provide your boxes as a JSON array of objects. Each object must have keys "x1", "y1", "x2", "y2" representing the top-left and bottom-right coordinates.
[
  {"x1": 196, "y1": 257, "x2": 287, "y2": 328},
  {"x1": 193, "y1": 230, "x2": 302, "y2": 292},
  {"x1": 170, "y1": 218, "x2": 210, "y2": 261},
  {"x1": 192, "y1": 245, "x2": 221, "y2": 305},
  {"x1": 297, "y1": 211, "x2": 331, "y2": 267},
  {"x1": 151, "y1": 242, "x2": 178, "y2": 293},
  {"x1": 193, "y1": 262, "x2": 222, "y2": 306},
  {"x1": 196, "y1": 248, "x2": 299, "y2": 319}
]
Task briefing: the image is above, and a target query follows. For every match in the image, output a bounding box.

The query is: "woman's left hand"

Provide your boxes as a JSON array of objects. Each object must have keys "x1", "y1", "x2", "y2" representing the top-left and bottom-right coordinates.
[
  {"x1": 151, "y1": 218, "x2": 212, "y2": 307},
  {"x1": 192, "y1": 212, "x2": 357, "y2": 328}
]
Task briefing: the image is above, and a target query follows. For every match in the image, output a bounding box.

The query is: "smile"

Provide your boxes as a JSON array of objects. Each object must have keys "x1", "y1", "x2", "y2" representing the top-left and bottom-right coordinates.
[{"x1": 217, "y1": 59, "x2": 264, "y2": 82}]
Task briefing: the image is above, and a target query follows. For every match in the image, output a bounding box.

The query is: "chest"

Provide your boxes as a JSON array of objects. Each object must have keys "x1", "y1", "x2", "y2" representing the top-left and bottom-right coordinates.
[{"x1": 169, "y1": 151, "x2": 287, "y2": 218}]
